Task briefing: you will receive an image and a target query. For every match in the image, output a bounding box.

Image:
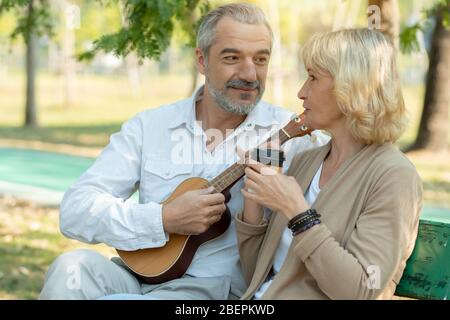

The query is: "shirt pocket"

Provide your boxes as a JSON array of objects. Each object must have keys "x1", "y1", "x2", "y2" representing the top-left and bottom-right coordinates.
[{"x1": 140, "y1": 158, "x2": 193, "y2": 203}]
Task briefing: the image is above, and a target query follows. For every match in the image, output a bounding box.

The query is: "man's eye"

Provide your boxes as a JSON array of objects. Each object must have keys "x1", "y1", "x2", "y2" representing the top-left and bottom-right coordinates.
[
  {"x1": 224, "y1": 56, "x2": 238, "y2": 61},
  {"x1": 309, "y1": 75, "x2": 316, "y2": 81},
  {"x1": 255, "y1": 57, "x2": 268, "y2": 64}
]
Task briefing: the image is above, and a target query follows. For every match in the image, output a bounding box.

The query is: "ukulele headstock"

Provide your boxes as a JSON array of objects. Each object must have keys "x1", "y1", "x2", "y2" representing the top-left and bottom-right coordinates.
[{"x1": 282, "y1": 113, "x2": 312, "y2": 138}]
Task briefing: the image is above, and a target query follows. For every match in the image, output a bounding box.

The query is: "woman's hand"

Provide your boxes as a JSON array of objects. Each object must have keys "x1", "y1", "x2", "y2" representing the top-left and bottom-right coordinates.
[
  {"x1": 236, "y1": 146, "x2": 264, "y2": 224},
  {"x1": 241, "y1": 162, "x2": 309, "y2": 220}
]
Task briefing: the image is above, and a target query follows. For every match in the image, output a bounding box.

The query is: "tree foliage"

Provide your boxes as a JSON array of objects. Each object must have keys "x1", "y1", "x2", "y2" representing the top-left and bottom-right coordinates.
[
  {"x1": 78, "y1": 0, "x2": 210, "y2": 62},
  {"x1": 400, "y1": 0, "x2": 449, "y2": 54},
  {"x1": 0, "y1": 0, "x2": 55, "y2": 42}
]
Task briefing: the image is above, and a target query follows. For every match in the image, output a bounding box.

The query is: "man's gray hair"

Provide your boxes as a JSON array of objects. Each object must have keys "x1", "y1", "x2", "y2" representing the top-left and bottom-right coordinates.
[{"x1": 197, "y1": 3, "x2": 273, "y2": 58}]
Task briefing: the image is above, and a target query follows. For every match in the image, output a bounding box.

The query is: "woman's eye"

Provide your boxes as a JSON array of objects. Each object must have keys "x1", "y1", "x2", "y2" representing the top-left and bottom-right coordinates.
[{"x1": 309, "y1": 75, "x2": 316, "y2": 81}]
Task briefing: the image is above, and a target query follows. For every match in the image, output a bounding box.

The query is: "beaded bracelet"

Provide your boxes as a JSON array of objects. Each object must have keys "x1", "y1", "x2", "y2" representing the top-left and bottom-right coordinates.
[
  {"x1": 289, "y1": 212, "x2": 320, "y2": 228},
  {"x1": 289, "y1": 215, "x2": 319, "y2": 231},
  {"x1": 292, "y1": 219, "x2": 321, "y2": 236},
  {"x1": 288, "y1": 208, "x2": 321, "y2": 236},
  {"x1": 287, "y1": 209, "x2": 320, "y2": 228}
]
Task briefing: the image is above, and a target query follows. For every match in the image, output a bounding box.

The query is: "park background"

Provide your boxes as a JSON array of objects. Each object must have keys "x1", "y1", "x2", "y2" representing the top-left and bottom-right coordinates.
[{"x1": 0, "y1": 0, "x2": 449, "y2": 299}]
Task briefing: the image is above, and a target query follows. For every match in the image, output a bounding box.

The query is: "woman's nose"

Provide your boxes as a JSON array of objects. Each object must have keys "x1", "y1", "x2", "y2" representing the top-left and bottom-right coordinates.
[{"x1": 298, "y1": 81, "x2": 307, "y2": 100}]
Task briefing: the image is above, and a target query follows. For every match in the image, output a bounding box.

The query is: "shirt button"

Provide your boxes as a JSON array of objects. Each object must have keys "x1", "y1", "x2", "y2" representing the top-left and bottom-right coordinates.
[{"x1": 165, "y1": 171, "x2": 171, "y2": 176}]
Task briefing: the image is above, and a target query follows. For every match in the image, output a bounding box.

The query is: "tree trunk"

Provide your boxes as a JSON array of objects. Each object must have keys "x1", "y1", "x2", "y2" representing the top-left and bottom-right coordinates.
[
  {"x1": 119, "y1": 0, "x2": 142, "y2": 97},
  {"x1": 62, "y1": 1, "x2": 77, "y2": 106},
  {"x1": 408, "y1": 10, "x2": 450, "y2": 152},
  {"x1": 368, "y1": 0, "x2": 400, "y2": 49},
  {"x1": 25, "y1": 0, "x2": 38, "y2": 127},
  {"x1": 125, "y1": 53, "x2": 142, "y2": 97},
  {"x1": 0, "y1": 42, "x2": 8, "y2": 86}
]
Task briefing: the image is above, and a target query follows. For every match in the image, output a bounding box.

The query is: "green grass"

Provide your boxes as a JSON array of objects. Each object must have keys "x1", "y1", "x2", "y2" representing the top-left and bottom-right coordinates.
[
  {"x1": 406, "y1": 151, "x2": 450, "y2": 208},
  {"x1": 0, "y1": 196, "x2": 114, "y2": 299},
  {"x1": 0, "y1": 124, "x2": 120, "y2": 148},
  {"x1": 0, "y1": 72, "x2": 193, "y2": 126},
  {"x1": 0, "y1": 72, "x2": 426, "y2": 148},
  {"x1": 0, "y1": 72, "x2": 195, "y2": 147}
]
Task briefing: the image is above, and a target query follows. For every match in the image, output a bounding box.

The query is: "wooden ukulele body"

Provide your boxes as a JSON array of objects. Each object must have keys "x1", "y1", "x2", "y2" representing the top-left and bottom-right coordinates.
[{"x1": 116, "y1": 177, "x2": 231, "y2": 284}]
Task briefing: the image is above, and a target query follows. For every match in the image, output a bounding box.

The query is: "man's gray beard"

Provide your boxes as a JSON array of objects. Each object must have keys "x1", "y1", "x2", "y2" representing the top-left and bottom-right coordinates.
[{"x1": 206, "y1": 77, "x2": 264, "y2": 115}]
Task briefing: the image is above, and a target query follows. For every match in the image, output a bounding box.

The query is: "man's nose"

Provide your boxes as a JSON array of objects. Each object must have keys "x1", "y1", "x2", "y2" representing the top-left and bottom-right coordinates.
[{"x1": 238, "y1": 59, "x2": 258, "y2": 83}]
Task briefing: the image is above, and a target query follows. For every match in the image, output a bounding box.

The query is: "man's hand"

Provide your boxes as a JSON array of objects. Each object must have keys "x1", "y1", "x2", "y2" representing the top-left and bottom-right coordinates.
[{"x1": 162, "y1": 187, "x2": 226, "y2": 235}]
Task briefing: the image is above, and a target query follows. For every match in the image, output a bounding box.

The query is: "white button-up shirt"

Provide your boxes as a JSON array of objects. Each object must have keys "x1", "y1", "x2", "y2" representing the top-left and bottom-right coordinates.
[{"x1": 60, "y1": 86, "x2": 329, "y2": 293}]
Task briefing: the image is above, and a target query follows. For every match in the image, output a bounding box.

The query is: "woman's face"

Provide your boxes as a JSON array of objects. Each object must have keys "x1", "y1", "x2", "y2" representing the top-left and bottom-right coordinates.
[{"x1": 297, "y1": 68, "x2": 344, "y2": 131}]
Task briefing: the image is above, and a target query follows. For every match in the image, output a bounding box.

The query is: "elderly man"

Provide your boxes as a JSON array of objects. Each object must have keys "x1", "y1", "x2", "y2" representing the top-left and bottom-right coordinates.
[{"x1": 39, "y1": 3, "x2": 328, "y2": 300}]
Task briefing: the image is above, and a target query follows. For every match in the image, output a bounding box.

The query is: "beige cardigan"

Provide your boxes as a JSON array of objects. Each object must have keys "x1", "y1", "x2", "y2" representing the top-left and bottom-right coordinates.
[{"x1": 236, "y1": 141, "x2": 422, "y2": 300}]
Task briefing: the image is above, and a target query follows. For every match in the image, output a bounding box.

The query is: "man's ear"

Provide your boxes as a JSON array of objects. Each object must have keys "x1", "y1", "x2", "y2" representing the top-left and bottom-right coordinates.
[{"x1": 195, "y1": 48, "x2": 207, "y2": 76}]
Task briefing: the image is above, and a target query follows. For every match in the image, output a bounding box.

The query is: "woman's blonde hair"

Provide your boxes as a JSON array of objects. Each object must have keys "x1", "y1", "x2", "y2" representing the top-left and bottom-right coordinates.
[{"x1": 302, "y1": 28, "x2": 407, "y2": 144}]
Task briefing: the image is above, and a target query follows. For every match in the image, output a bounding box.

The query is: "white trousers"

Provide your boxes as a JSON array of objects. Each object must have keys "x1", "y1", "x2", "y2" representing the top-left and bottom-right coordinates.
[{"x1": 39, "y1": 249, "x2": 233, "y2": 300}]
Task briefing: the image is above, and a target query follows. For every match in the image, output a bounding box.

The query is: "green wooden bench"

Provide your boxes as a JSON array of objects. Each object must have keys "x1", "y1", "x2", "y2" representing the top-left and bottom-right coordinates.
[{"x1": 395, "y1": 207, "x2": 450, "y2": 300}]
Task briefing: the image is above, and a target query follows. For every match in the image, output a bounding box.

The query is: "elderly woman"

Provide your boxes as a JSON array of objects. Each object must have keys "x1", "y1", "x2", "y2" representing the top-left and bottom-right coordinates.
[{"x1": 237, "y1": 28, "x2": 423, "y2": 300}]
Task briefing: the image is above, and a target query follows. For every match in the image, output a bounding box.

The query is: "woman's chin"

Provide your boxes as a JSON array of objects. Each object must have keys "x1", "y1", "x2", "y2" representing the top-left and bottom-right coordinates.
[{"x1": 303, "y1": 118, "x2": 314, "y2": 130}]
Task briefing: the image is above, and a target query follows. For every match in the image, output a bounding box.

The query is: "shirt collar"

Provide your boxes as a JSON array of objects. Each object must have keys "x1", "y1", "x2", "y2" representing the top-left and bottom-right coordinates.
[
  {"x1": 167, "y1": 85, "x2": 280, "y2": 131},
  {"x1": 167, "y1": 87, "x2": 202, "y2": 130}
]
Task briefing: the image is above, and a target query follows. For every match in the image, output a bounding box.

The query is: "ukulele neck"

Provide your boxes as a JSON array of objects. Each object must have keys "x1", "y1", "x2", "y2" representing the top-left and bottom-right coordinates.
[{"x1": 207, "y1": 129, "x2": 292, "y2": 193}]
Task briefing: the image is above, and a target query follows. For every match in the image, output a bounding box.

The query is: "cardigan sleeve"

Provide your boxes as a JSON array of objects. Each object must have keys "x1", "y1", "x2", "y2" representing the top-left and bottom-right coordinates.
[
  {"x1": 292, "y1": 164, "x2": 423, "y2": 299},
  {"x1": 235, "y1": 213, "x2": 269, "y2": 285}
]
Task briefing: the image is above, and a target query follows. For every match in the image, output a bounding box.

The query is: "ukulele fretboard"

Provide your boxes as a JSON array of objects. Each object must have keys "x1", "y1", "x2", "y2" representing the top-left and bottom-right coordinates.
[{"x1": 207, "y1": 129, "x2": 291, "y2": 193}]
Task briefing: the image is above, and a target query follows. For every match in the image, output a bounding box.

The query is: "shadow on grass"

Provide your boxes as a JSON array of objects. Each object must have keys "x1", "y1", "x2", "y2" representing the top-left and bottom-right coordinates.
[{"x1": 0, "y1": 124, "x2": 122, "y2": 148}]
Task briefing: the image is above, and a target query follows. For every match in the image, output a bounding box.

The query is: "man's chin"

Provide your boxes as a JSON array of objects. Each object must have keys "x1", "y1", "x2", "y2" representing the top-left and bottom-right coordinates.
[
  {"x1": 227, "y1": 95, "x2": 259, "y2": 107},
  {"x1": 235, "y1": 104, "x2": 257, "y2": 115},
  {"x1": 220, "y1": 101, "x2": 256, "y2": 115}
]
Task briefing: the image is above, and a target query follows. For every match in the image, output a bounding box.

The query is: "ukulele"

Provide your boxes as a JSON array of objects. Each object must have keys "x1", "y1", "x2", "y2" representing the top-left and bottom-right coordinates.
[{"x1": 116, "y1": 113, "x2": 311, "y2": 284}]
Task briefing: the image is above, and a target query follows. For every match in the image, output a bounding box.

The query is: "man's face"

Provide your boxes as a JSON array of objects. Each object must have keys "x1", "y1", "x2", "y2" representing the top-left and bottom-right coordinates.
[{"x1": 197, "y1": 17, "x2": 272, "y2": 115}]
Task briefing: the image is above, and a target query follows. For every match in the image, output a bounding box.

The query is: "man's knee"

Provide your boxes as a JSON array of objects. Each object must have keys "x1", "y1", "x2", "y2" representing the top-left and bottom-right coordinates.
[
  {"x1": 47, "y1": 249, "x2": 107, "y2": 277},
  {"x1": 40, "y1": 249, "x2": 109, "y2": 300}
]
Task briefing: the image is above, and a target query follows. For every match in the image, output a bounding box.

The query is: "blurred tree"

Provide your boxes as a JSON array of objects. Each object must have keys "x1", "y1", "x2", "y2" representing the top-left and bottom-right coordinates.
[
  {"x1": 78, "y1": 0, "x2": 209, "y2": 63},
  {"x1": 54, "y1": 0, "x2": 80, "y2": 107},
  {"x1": 401, "y1": 0, "x2": 449, "y2": 151},
  {"x1": 78, "y1": 0, "x2": 210, "y2": 96},
  {"x1": 0, "y1": 0, "x2": 55, "y2": 127},
  {"x1": 119, "y1": 0, "x2": 142, "y2": 97},
  {"x1": 0, "y1": 10, "x2": 16, "y2": 86},
  {"x1": 75, "y1": 1, "x2": 121, "y2": 54}
]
